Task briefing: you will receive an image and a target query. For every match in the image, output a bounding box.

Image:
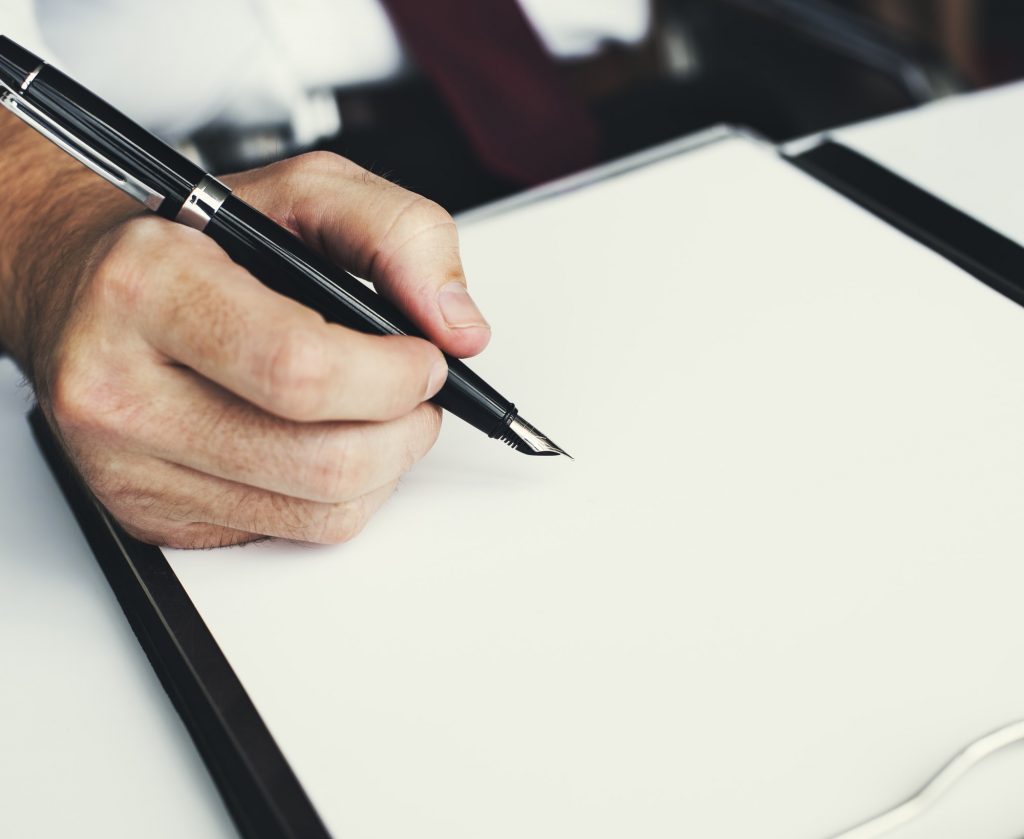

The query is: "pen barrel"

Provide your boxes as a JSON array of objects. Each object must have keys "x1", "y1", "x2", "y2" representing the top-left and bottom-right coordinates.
[
  {"x1": 207, "y1": 197, "x2": 517, "y2": 437},
  {"x1": 13, "y1": 59, "x2": 202, "y2": 214},
  {"x1": 0, "y1": 37, "x2": 40, "y2": 89}
]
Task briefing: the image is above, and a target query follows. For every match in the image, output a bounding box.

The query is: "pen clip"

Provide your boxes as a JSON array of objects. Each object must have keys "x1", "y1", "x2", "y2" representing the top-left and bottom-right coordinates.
[{"x1": 0, "y1": 83, "x2": 165, "y2": 212}]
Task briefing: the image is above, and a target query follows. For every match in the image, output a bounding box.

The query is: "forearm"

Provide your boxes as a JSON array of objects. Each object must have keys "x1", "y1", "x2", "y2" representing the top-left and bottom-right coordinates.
[{"x1": 0, "y1": 109, "x2": 137, "y2": 381}]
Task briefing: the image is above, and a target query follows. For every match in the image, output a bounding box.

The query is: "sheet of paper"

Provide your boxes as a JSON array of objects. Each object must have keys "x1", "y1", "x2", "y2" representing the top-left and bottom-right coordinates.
[{"x1": 166, "y1": 134, "x2": 1024, "y2": 838}]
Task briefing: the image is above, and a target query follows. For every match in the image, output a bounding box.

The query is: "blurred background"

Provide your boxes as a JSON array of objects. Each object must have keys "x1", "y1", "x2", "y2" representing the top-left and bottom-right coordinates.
[
  {"x1": 314, "y1": 0, "x2": 1024, "y2": 210},
  {"x1": 7, "y1": 1, "x2": 1024, "y2": 212},
  {"x1": 580, "y1": 0, "x2": 1024, "y2": 147}
]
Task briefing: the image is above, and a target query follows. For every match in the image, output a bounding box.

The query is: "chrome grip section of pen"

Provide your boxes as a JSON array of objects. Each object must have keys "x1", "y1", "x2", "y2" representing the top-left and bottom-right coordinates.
[{"x1": 204, "y1": 196, "x2": 523, "y2": 441}]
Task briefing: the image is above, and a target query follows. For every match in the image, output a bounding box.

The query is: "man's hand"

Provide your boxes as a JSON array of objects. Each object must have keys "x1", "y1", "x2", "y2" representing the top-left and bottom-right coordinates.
[{"x1": 0, "y1": 115, "x2": 490, "y2": 548}]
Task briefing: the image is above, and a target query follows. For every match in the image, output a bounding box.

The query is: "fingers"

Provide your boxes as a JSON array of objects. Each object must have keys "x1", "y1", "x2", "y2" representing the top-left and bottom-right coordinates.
[
  {"x1": 99, "y1": 453, "x2": 399, "y2": 546},
  {"x1": 43, "y1": 152, "x2": 470, "y2": 550},
  {"x1": 101, "y1": 218, "x2": 447, "y2": 422},
  {"x1": 114, "y1": 364, "x2": 442, "y2": 503},
  {"x1": 228, "y1": 152, "x2": 492, "y2": 359},
  {"x1": 50, "y1": 316, "x2": 440, "y2": 545},
  {"x1": 125, "y1": 521, "x2": 262, "y2": 551}
]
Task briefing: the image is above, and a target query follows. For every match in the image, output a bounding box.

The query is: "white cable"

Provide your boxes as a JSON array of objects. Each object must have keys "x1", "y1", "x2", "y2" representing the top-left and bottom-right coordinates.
[{"x1": 826, "y1": 719, "x2": 1024, "y2": 839}]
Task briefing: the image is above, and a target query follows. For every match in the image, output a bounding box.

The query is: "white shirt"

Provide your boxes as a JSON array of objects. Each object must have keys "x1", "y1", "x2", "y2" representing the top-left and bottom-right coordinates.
[{"x1": 7, "y1": 0, "x2": 650, "y2": 143}]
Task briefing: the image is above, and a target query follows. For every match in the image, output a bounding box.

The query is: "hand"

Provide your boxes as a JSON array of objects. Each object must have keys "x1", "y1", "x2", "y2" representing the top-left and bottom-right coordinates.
[{"x1": 0, "y1": 135, "x2": 491, "y2": 548}]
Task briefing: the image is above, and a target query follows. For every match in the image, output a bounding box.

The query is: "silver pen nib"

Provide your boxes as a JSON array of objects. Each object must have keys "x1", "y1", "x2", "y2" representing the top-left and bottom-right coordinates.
[{"x1": 500, "y1": 415, "x2": 573, "y2": 459}]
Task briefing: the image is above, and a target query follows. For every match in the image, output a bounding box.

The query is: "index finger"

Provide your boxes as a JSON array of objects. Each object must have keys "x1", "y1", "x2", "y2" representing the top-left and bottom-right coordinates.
[{"x1": 112, "y1": 219, "x2": 448, "y2": 422}]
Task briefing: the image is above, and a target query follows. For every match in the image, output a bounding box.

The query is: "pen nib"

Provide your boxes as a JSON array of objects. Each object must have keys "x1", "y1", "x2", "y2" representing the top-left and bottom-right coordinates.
[{"x1": 500, "y1": 415, "x2": 573, "y2": 459}]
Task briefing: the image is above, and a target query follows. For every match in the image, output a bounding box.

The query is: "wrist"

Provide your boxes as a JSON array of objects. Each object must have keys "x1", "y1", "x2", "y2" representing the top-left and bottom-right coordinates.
[{"x1": 0, "y1": 110, "x2": 139, "y2": 380}]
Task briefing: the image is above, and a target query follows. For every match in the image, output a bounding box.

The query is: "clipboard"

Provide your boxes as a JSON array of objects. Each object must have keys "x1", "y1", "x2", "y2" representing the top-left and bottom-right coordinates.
[{"x1": 29, "y1": 128, "x2": 1024, "y2": 837}]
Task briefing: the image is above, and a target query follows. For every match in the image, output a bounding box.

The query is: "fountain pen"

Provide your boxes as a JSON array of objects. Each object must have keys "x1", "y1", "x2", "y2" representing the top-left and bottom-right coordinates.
[{"x1": 0, "y1": 36, "x2": 569, "y2": 457}]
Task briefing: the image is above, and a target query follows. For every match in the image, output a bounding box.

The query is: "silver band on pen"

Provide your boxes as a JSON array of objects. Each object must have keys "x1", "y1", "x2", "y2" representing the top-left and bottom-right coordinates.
[
  {"x1": 20, "y1": 62, "x2": 44, "y2": 92},
  {"x1": 176, "y1": 175, "x2": 231, "y2": 231}
]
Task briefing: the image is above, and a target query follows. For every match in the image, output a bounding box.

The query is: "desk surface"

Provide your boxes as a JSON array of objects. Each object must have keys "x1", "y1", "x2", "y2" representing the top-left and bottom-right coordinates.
[
  {"x1": 3, "y1": 82, "x2": 1024, "y2": 837},
  {"x1": 0, "y1": 359, "x2": 233, "y2": 838}
]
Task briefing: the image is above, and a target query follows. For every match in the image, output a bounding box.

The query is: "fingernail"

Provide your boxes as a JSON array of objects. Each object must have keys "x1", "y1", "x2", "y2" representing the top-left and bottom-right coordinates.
[
  {"x1": 438, "y1": 282, "x2": 489, "y2": 329},
  {"x1": 426, "y1": 359, "x2": 449, "y2": 399}
]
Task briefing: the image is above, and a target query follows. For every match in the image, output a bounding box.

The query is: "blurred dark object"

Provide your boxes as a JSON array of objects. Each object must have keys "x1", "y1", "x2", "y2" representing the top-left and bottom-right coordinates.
[
  {"x1": 380, "y1": 0, "x2": 602, "y2": 186},
  {"x1": 589, "y1": 0, "x2": 964, "y2": 169},
  {"x1": 317, "y1": 0, "x2": 963, "y2": 211},
  {"x1": 203, "y1": 1, "x2": 1023, "y2": 213},
  {"x1": 852, "y1": 0, "x2": 1024, "y2": 89}
]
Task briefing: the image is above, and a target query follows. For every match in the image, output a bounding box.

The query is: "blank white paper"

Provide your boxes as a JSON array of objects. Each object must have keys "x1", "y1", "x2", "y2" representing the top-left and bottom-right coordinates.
[{"x1": 165, "y1": 134, "x2": 1024, "y2": 838}]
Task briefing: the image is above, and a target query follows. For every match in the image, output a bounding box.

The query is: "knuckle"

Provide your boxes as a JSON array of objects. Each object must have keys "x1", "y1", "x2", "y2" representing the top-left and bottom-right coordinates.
[
  {"x1": 88, "y1": 473, "x2": 124, "y2": 509},
  {"x1": 421, "y1": 403, "x2": 444, "y2": 446},
  {"x1": 259, "y1": 327, "x2": 329, "y2": 419},
  {"x1": 282, "y1": 150, "x2": 353, "y2": 186},
  {"x1": 404, "y1": 404, "x2": 443, "y2": 467},
  {"x1": 117, "y1": 519, "x2": 167, "y2": 546},
  {"x1": 234, "y1": 153, "x2": 364, "y2": 225},
  {"x1": 90, "y1": 247, "x2": 140, "y2": 310},
  {"x1": 49, "y1": 359, "x2": 135, "y2": 438},
  {"x1": 93, "y1": 472, "x2": 164, "y2": 520},
  {"x1": 259, "y1": 491, "x2": 333, "y2": 543},
  {"x1": 399, "y1": 196, "x2": 453, "y2": 234},
  {"x1": 305, "y1": 433, "x2": 369, "y2": 502},
  {"x1": 47, "y1": 358, "x2": 90, "y2": 430},
  {"x1": 316, "y1": 497, "x2": 372, "y2": 545},
  {"x1": 95, "y1": 481, "x2": 178, "y2": 547},
  {"x1": 368, "y1": 198, "x2": 456, "y2": 280}
]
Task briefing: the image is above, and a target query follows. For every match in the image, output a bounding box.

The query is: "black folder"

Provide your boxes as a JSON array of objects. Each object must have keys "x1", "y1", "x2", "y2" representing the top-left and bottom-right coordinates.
[{"x1": 30, "y1": 140, "x2": 1024, "y2": 838}]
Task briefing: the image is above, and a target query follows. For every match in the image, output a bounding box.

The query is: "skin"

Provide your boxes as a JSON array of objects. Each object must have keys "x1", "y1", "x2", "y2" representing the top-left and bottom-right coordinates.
[{"x1": 0, "y1": 109, "x2": 491, "y2": 548}]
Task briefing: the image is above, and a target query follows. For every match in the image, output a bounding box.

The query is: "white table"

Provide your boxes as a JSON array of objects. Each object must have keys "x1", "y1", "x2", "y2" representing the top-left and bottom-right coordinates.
[
  {"x1": 0, "y1": 359, "x2": 233, "y2": 838},
  {"x1": 3, "y1": 82, "x2": 1024, "y2": 837}
]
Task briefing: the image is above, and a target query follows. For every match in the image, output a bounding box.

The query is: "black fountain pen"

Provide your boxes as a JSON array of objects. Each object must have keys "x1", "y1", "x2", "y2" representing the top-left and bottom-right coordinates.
[{"x1": 0, "y1": 36, "x2": 569, "y2": 458}]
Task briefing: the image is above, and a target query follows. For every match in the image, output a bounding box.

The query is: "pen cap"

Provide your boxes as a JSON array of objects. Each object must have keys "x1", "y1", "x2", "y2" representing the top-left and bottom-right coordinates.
[
  {"x1": 7, "y1": 43, "x2": 204, "y2": 215},
  {"x1": 0, "y1": 37, "x2": 42, "y2": 91}
]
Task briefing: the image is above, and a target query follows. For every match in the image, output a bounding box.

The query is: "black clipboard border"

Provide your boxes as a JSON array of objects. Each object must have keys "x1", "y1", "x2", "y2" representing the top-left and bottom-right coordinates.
[
  {"x1": 787, "y1": 140, "x2": 1024, "y2": 309},
  {"x1": 28, "y1": 137, "x2": 1024, "y2": 839},
  {"x1": 29, "y1": 407, "x2": 329, "y2": 839}
]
